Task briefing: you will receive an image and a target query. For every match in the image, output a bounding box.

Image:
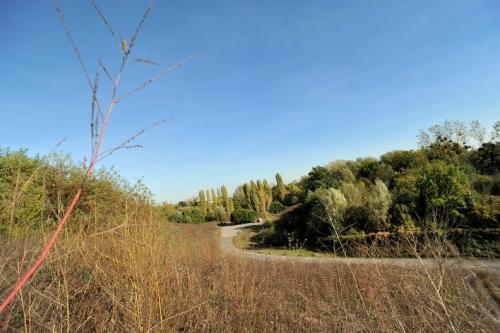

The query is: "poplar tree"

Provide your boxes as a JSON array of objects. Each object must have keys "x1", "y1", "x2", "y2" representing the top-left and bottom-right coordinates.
[
  {"x1": 263, "y1": 180, "x2": 273, "y2": 211},
  {"x1": 221, "y1": 185, "x2": 233, "y2": 218},
  {"x1": 250, "y1": 181, "x2": 260, "y2": 212},
  {"x1": 216, "y1": 188, "x2": 222, "y2": 207},
  {"x1": 206, "y1": 189, "x2": 213, "y2": 213},
  {"x1": 211, "y1": 189, "x2": 217, "y2": 209},
  {"x1": 243, "y1": 183, "x2": 251, "y2": 208},
  {"x1": 275, "y1": 173, "x2": 287, "y2": 203},
  {"x1": 198, "y1": 190, "x2": 207, "y2": 213}
]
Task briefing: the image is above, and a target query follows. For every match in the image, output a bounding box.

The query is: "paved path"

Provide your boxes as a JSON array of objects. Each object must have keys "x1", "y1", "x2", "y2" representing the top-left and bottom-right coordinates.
[{"x1": 220, "y1": 222, "x2": 500, "y2": 273}]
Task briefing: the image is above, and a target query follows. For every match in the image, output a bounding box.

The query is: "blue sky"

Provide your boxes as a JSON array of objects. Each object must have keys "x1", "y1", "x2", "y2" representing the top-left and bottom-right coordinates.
[{"x1": 1, "y1": 0, "x2": 499, "y2": 202}]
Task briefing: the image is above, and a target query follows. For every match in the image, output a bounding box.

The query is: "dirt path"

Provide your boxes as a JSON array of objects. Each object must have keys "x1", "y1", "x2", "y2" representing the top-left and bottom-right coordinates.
[{"x1": 219, "y1": 222, "x2": 500, "y2": 272}]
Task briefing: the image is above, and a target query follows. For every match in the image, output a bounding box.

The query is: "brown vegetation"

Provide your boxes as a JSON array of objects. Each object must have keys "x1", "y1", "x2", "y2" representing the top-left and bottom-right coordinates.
[{"x1": 1, "y1": 221, "x2": 499, "y2": 332}]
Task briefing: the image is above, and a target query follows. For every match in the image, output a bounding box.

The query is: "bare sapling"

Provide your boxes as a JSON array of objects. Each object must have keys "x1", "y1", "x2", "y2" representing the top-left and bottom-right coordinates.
[{"x1": 0, "y1": 0, "x2": 193, "y2": 314}]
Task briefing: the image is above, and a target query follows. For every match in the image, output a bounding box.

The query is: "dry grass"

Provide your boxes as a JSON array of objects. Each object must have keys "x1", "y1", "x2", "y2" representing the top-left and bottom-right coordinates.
[{"x1": 1, "y1": 221, "x2": 499, "y2": 332}]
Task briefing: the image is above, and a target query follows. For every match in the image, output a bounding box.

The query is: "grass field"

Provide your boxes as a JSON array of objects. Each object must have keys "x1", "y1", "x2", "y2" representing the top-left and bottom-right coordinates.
[{"x1": 1, "y1": 222, "x2": 499, "y2": 332}]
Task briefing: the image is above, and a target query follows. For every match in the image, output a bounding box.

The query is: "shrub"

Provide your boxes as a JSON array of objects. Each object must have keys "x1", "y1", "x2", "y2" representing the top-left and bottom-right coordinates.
[
  {"x1": 269, "y1": 201, "x2": 284, "y2": 214},
  {"x1": 416, "y1": 161, "x2": 469, "y2": 221},
  {"x1": 305, "y1": 188, "x2": 347, "y2": 241},
  {"x1": 170, "y1": 207, "x2": 206, "y2": 224},
  {"x1": 471, "y1": 174, "x2": 497, "y2": 194},
  {"x1": 380, "y1": 150, "x2": 425, "y2": 173},
  {"x1": 254, "y1": 223, "x2": 288, "y2": 246},
  {"x1": 231, "y1": 208, "x2": 257, "y2": 224},
  {"x1": 284, "y1": 182, "x2": 301, "y2": 206},
  {"x1": 365, "y1": 180, "x2": 392, "y2": 232},
  {"x1": 469, "y1": 142, "x2": 500, "y2": 175},
  {"x1": 213, "y1": 205, "x2": 226, "y2": 222}
]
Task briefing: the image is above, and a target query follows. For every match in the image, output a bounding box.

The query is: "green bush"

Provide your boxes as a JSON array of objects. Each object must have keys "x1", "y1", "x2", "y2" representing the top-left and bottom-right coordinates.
[
  {"x1": 269, "y1": 201, "x2": 285, "y2": 214},
  {"x1": 170, "y1": 207, "x2": 206, "y2": 224},
  {"x1": 230, "y1": 208, "x2": 257, "y2": 224},
  {"x1": 416, "y1": 161, "x2": 469, "y2": 221},
  {"x1": 471, "y1": 174, "x2": 497, "y2": 194},
  {"x1": 469, "y1": 142, "x2": 500, "y2": 175},
  {"x1": 254, "y1": 224, "x2": 288, "y2": 246}
]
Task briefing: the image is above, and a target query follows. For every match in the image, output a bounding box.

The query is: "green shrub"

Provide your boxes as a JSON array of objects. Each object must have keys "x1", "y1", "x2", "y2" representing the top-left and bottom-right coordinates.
[
  {"x1": 170, "y1": 207, "x2": 206, "y2": 224},
  {"x1": 231, "y1": 208, "x2": 257, "y2": 224},
  {"x1": 416, "y1": 161, "x2": 469, "y2": 222},
  {"x1": 471, "y1": 174, "x2": 495, "y2": 194},
  {"x1": 469, "y1": 142, "x2": 500, "y2": 175},
  {"x1": 269, "y1": 201, "x2": 285, "y2": 214},
  {"x1": 254, "y1": 224, "x2": 288, "y2": 246}
]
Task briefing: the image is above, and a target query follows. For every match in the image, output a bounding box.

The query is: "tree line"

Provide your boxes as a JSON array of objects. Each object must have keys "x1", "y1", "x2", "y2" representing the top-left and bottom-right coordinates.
[{"x1": 254, "y1": 119, "x2": 500, "y2": 254}]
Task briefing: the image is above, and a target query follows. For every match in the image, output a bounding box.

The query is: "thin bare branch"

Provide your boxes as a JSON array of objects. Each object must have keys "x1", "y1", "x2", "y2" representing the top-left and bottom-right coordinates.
[
  {"x1": 96, "y1": 119, "x2": 166, "y2": 162},
  {"x1": 127, "y1": 0, "x2": 154, "y2": 55},
  {"x1": 91, "y1": 72, "x2": 100, "y2": 154},
  {"x1": 133, "y1": 57, "x2": 163, "y2": 66},
  {"x1": 98, "y1": 59, "x2": 114, "y2": 84},
  {"x1": 91, "y1": 1, "x2": 119, "y2": 47},
  {"x1": 118, "y1": 54, "x2": 196, "y2": 101},
  {"x1": 53, "y1": 0, "x2": 92, "y2": 90}
]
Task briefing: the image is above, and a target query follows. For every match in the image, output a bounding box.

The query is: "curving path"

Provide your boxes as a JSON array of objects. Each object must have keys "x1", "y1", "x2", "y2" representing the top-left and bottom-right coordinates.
[{"x1": 219, "y1": 222, "x2": 500, "y2": 273}]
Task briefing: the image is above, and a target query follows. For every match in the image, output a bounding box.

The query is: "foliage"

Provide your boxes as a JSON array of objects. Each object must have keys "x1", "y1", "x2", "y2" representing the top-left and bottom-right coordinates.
[
  {"x1": 274, "y1": 173, "x2": 287, "y2": 204},
  {"x1": 258, "y1": 119, "x2": 499, "y2": 251},
  {"x1": 269, "y1": 201, "x2": 285, "y2": 214},
  {"x1": 240, "y1": 179, "x2": 273, "y2": 214},
  {"x1": 284, "y1": 182, "x2": 301, "y2": 206},
  {"x1": 230, "y1": 208, "x2": 258, "y2": 224},
  {"x1": 469, "y1": 142, "x2": 500, "y2": 175},
  {"x1": 380, "y1": 150, "x2": 425, "y2": 173},
  {"x1": 213, "y1": 205, "x2": 226, "y2": 222},
  {"x1": 304, "y1": 188, "x2": 347, "y2": 241},
  {"x1": 416, "y1": 161, "x2": 469, "y2": 221},
  {"x1": 170, "y1": 207, "x2": 206, "y2": 224},
  {"x1": 0, "y1": 149, "x2": 155, "y2": 234}
]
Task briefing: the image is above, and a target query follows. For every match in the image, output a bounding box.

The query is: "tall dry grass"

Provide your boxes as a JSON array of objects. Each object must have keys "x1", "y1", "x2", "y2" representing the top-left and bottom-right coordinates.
[{"x1": 1, "y1": 220, "x2": 498, "y2": 332}]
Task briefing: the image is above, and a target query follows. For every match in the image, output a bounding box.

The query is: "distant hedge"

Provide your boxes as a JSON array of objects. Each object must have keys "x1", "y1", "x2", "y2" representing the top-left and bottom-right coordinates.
[{"x1": 231, "y1": 208, "x2": 257, "y2": 224}]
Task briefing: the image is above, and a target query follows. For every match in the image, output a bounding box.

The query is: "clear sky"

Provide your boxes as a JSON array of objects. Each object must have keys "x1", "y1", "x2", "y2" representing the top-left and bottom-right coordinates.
[{"x1": 1, "y1": 0, "x2": 499, "y2": 202}]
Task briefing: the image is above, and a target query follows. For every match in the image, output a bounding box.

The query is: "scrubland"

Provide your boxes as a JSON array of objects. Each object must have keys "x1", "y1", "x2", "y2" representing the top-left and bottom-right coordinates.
[{"x1": 1, "y1": 221, "x2": 499, "y2": 332}]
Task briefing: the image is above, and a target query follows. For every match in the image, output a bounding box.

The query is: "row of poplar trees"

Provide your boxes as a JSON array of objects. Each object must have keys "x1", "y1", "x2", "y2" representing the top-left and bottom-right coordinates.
[
  {"x1": 241, "y1": 180, "x2": 273, "y2": 214},
  {"x1": 198, "y1": 185, "x2": 234, "y2": 219}
]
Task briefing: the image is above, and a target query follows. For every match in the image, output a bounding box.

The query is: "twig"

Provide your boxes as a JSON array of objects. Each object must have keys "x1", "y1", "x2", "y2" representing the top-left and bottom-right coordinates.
[
  {"x1": 91, "y1": 0, "x2": 119, "y2": 47},
  {"x1": 98, "y1": 59, "x2": 113, "y2": 84},
  {"x1": 118, "y1": 54, "x2": 196, "y2": 101},
  {"x1": 96, "y1": 119, "x2": 166, "y2": 162}
]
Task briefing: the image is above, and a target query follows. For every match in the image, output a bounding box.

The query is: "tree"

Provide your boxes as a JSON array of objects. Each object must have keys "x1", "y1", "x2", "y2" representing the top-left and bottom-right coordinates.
[
  {"x1": 380, "y1": 150, "x2": 424, "y2": 173},
  {"x1": 469, "y1": 120, "x2": 486, "y2": 147},
  {"x1": 469, "y1": 142, "x2": 500, "y2": 175},
  {"x1": 211, "y1": 189, "x2": 217, "y2": 210},
  {"x1": 418, "y1": 120, "x2": 469, "y2": 146},
  {"x1": 306, "y1": 188, "x2": 347, "y2": 239},
  {"x1": 220, "y1": 185, "x2": 234, "y2": 219},
  {"x1": 416, "y1": 161, "x2": 469, "y2": 221},
  {"x1": 213, "y1": 205, "x2": 226, "y2": 223},
  {"x1": 250, "y1": 181, "x2": 260, "y2": 212},
  {"x1": 275, "y1": 173, "x2": 287, "y2": 203},
  {"x1": 491, "y1": 121, "x2": 500, "y2": 143},
  {"x1": 232, "y1": 185, "x2": 246, "y2": 209},
  {"x1": 365, "y1": 180, "x2": 391, "y2": 232},
  {"x1": 263, "y1": 180, "x2": 273, "y2": 212},
  {"x1": 303, "y1": 166, "x2": 337, "y2": 192},
  {"x1": 284, "y1": 182, "x2": 301, "y2": 206},
  {"x1": 425, "y1": 136, "x2": 469, "y2": 162},
  {"x1": 205, "y1": 189, "x2": 212, "y2": 212},
  {"x1": 198, "y1": 190, "x2": 207, "y2": 213}
]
